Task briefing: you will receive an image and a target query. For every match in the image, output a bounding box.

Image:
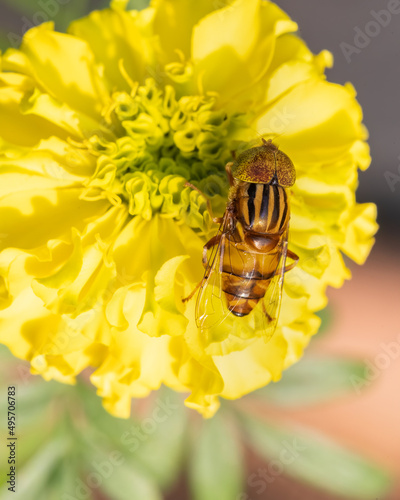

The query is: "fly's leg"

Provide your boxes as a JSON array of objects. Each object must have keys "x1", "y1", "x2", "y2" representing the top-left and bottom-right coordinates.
[
  {"x1": 282, "y1": 249, "x2": 299, "y2": 274},
  {"x1": 201, "y1": 234, "x2": 221, "y2": 268},
  {"x1": 225, "y1": 162, "x2": 235, "y2": 187},
  {"x1": 181, "y1": 280, "x2": 203, "y2": 304},
  {"x1": 182, "y1": 234, "x2": 222, "y2": 303},
  {"x1": 273, "y1": 248, "x2": 300, "y2": 275}
]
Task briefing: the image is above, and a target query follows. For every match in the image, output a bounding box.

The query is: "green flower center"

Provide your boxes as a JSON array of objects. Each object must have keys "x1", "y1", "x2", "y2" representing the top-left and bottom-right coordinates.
[{"x1": 83, "y1": 79, "x2": 247, "y2": 223}]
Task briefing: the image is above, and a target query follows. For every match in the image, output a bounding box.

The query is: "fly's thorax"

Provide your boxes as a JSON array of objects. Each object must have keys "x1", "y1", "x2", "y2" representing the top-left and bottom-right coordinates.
[
  {"x1": 231, "y1": 141, "x2": 296, "y2": 186},
  {"x1": 234, "y1": 181, "x2": 290, "y2": 235}
]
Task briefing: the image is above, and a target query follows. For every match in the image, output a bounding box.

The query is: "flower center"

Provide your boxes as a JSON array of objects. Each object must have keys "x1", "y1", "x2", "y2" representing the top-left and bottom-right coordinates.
[{"x1": 83, "y1": 79, "x2": 246, "y2": 221}]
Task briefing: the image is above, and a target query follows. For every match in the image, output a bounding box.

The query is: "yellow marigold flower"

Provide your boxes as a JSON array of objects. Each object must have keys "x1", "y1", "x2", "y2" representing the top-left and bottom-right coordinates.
[{"x1": 0, "y1": 0, "x2": 377, "y2": 417}]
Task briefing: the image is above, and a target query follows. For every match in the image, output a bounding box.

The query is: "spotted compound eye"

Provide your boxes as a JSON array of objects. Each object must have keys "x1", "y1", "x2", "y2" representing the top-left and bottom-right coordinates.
[{"x1": 275, "y1": 150, "x2": 296, "y2": 187}]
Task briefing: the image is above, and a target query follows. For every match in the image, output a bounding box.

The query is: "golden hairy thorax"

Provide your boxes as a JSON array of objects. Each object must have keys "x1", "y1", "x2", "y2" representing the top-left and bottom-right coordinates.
[{"x1": 235, "y1": 182, "x2": 290, "y2": 235}]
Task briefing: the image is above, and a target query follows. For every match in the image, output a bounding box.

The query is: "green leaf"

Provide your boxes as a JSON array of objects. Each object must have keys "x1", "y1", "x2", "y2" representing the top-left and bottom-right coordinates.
[
  {"x1": 99, "y1": 457, "x2": 162, "y2": 500},
  {"x1": 0, "y1": 0, "x2": 42, "y2": 17},
  {"x1": 0, "y1": 0, "x2": 92, "y2": 42},
  {"x1": 41, "y1": 455, "x2": 80, "y2": 500},
  {"x1": 127, "y1": 389, "x2": 187, "y2": 488},
  {"x1": 0, "y1": 435, "x2": 71, "y2": 499},
  {"x1": 9, "y1": 421, "x2": 54, "y2": 466},
  {"x1": 53, "y1": 0, "x2": 91, "y2": 31},
  {"x1": 110, "y1": 0, "x2": 151, "y2": 9},
  {"x1": 241, "y1": 414, "x2": 392, "y2": 499},
  {"x1": 80, "y1": 384, "x2": 187, "y2": 489},
  {"x1": 189, "y1": 412, "x2": 244, "y2": 500},
  {"x1": 77, "y1": 380, "x2": 142, "y2": 447},
  {"x1": 252, "y1": 357, "x2": 368, "y2": 406},
  {"x1": 128, "y1": 0, "x2": 151, "y2": 8},
  {"x1": 9, "y1": 378, "x2": 63, "y2": 411}
]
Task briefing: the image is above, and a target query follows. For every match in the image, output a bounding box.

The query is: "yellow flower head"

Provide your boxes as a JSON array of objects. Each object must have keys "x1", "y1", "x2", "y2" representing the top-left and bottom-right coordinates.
[{"x1": 0, "y1": 0, "x2": 377, "y2": 417}]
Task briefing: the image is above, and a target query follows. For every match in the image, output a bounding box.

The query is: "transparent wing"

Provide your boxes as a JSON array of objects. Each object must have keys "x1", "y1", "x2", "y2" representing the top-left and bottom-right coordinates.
[
  {"x1": 195, "y1": 215, "x2": 256, "y2": 331},
  {"x1": 196, "y1": 221, "x2": 290, "y2": 342},
  {"x1": 195, "y1": 214, "x2": 230, "y2": 330},
  {"x1": 251, "y1": 232, "x2": 289, "y2": 343}
]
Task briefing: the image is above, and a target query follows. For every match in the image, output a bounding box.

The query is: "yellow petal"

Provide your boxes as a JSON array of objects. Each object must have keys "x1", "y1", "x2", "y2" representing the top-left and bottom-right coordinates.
[
  {"x1": 0, "y1": 184, "x2": 109, "y2": 250},
  {"x1": 215, "y1": 333, "x2": 287, "y2": 399},
  {"x1": 341, "y1": 203, "x2": 378, "y2": 264},
  {"x1": 0, "y1": 287, "x2": 61, "y2": 360},
  {"x1": 138, "y1": 255, "x2": 189, "y2": 337},
  {"x1": 112, "y1": 215, "x2": 203, "y2": 285},
  {"x1": 0, "y1": 84, "x2": 69, "y2": 147},
  {"x1": 263, "y1": 35, "x2": 332, "y2": 104},
  {"x1": 192, "y1": 0, "x2": 297, "y2": 103},
  {"x1": 69, "y1": 8, "x2": 151, "y2": 91},
  {"x1": 20, "y1": 88, "x2": 108, "y2": 140},
  {"x1": 282, "y1": 314, "x2": 320, "y2": 368},
  {"x1": 0, "y1": 137, "x2": 96, "y2": 180},
  {"x1": 32, "y1": 205, "x2": 127, "y2": 315},
  {"x1": 19, "y1": 23, "x2": 110, "y2": 120},
  {"x1": 257, "y1": 81, "x2": 366, "y2": 163},
  {"x1": 92, "y1": 288, "x2": 187, "y2": 417},
  {"x1": 152, "y1": 0, "x2": 217, "y2": 62}
]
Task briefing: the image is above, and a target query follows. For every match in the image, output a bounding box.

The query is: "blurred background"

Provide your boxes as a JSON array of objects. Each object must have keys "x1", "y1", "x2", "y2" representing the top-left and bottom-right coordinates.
[{"x1": 0, "y1": 0, "x2": 399, "y2": 499}]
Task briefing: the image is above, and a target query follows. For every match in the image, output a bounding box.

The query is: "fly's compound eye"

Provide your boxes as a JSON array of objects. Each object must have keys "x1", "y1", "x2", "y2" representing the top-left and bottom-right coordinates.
[{"x1": 275, "y1": 150, "x2": 296, "y2": 187}]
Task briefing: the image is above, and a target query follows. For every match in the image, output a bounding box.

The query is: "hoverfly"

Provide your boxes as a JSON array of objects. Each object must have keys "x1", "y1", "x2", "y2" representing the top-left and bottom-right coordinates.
[{"x1": 183, "y1": 139, "x2": 299, "y2": 342}]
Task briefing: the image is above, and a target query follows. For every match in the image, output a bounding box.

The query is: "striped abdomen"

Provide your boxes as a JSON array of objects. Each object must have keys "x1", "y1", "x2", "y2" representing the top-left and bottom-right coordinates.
[
  {"x1": 236, "y1": 182, "x2": 289, "y2": 235},
  {"x1": 221, "y1": 181, "x2": 289, "y2": 316},
  {"x1": 220, "y1": 230, "x2": 282, "y2": 316}
]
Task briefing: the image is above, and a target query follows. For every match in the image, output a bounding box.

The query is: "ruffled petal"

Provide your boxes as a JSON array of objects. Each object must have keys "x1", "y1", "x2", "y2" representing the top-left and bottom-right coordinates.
[
  {"x1": 92, "y1": 286, "x2": 187, "y2": 418},
  {"x1": 192, "y1": 0, "x2": 297, "y2": 103},
  {"x1": 0, "y1": 77, "x2": 70, "y2": 147},
  {"x1": 16, "y1": 23, "x2": 110, "y2": 120},
  {"x1": 341, "y1": 203, "x2": 378, "y2": 264},
  {"x1": 0, "y1": 182, "x2": 110, "y2": 250},
  {"x1": 228, "y1": 33, "x2": 332, "y2": 114},
  {"x1": 256, "y1": 81, "x2": 367, "y2": 165},
  {"x1": 215, "y1": 334, "x2": 287, "y2": 399},
  {"x1": 151, "y1": 0, "x2": 217, "y2": 62},
  {"x1": 69, "y1": 8, "x2": 152, "y2": 91}
]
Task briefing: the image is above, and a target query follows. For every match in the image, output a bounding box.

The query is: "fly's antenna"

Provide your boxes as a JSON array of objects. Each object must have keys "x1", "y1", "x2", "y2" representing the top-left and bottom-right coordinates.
[
  {"x1": 261, "y1": 131, "x2": 286, "y2": 149},
  {"x1": 247, "y1": 125, "x2": 286, "y2": 149}
]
